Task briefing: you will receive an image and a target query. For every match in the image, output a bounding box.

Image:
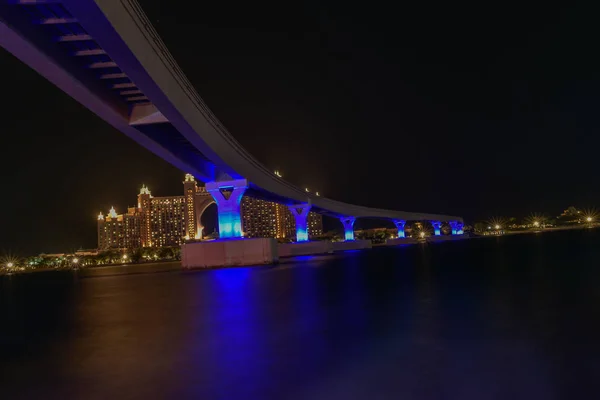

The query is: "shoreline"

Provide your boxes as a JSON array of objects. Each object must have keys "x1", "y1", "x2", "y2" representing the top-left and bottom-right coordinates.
[
  {"x1": 479, "y1": 223, "x2": 598, "y2": 238},
  {"x1": 0, "y1": 260, "x2": 182, "y2": 278},
  {"x1": 2, "y1": 225, "x2": 597, "y2": 277}
]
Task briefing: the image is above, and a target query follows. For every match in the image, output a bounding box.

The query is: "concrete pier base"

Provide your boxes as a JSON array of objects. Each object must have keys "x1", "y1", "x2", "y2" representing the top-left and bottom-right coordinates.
[
  {"x1": 332, "y1": 239, "x2": 372, "y2": 252},
  {"x1": 278, "y1": 241, "x2": 334, "y2": 258},
  {"x1": 181, "y1": 238, "x2": 278, "y2": 268},
  {"x1": 386, "y1": 237, "x2": 418, "y2": 246}
]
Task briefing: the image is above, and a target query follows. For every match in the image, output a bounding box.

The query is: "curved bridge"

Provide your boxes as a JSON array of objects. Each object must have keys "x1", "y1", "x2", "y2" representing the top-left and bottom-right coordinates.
[{"x1": 0, "y1": 0, "x2": 463, "y2": 240}]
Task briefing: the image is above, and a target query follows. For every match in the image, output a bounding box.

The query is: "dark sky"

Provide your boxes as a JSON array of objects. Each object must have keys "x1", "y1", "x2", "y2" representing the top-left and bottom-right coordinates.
[{"x1": 1, "y1": 1, "x2": 600, "y2": 255}]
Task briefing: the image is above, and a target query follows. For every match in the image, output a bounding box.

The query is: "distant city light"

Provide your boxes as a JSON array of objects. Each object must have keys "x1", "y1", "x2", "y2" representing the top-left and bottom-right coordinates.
[
  {"x1": 488, "y1": 217, "x2": 506, "y2": 233},
  {"x1": 72, "y1": 258, "x2": 79, "y2": 264},
  {"x1": 526, "y1": 213, "x2": 547, "y2": 229},
  {"x1": 580, "y1": 208, "x2": 598, "y2": 225},
  {"x1": 274, "y1": 170, "x2": 282, "y2": 177},
  {"x1": 122, "y1": 254, "x2": 128, "y2": 260},
  {"x1": 7, "y1": 262, "x2": 14, "y2": 268},
  {"x1": 419, "y1": 231, "x2": 425, "y2": 238}
]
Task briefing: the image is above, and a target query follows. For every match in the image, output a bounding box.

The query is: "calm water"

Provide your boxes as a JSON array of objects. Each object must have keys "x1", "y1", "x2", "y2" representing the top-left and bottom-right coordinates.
[{"x1": 2, "y1": 230, "x2": 600, "y2": 399}]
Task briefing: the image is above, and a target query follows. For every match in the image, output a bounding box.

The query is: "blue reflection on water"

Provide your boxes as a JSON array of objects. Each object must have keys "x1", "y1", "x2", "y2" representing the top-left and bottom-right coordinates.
[
  {"x1": 4, "y1": 231, "x2": 598, "y2": 398},
  {"x1": 291, "y1": 255, "x2": 319, "y2": 262},
  {"x1": 212, "y1": 266, "x2": 251, "y2": 288}
]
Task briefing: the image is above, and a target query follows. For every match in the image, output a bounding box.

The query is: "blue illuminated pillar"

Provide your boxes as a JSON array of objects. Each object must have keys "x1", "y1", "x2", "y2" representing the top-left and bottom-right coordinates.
[
  {"x1": 340, "y1": 217, "x2": 356, "y2": 241},
  {"x1": 449, "y1": 221, "x2": 458, "y2": 235},
  {"x1": 431, "y1": 221, "x2": 442, "y2": 236},
  {"x1": 288, "y1": 203, "x2": 311, "y2": 242},
  {"x1": 206, "y1": 179, "x2": 248, "y2": 239},
  {"x1": 393, "y1": 219, "x2": 406, "y2": 238},
  {"x1": 449, "y1": 221, "x2": 464, "y2": 235},
  {"x1": 447, "y1": 221, "x2": 457, "y2": 235}
]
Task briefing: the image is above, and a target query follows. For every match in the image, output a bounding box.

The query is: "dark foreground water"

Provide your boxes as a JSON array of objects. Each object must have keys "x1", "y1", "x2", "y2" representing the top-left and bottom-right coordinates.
[{"x1": 2, "y1": 230, "x2": 600, "y2": 399}]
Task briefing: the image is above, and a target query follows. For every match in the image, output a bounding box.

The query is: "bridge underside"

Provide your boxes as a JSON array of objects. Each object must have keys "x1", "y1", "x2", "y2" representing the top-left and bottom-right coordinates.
[
  {"x1": 0, "y1": 0, "x2": 223, "y2": 181},
  {"x1": 0, "y1": 0, "x2": 464, "y2": 227}
]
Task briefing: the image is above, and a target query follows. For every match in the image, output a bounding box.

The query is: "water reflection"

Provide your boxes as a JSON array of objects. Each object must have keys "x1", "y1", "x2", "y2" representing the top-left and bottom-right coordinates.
[
  {"x1": 2, "y1": 231, "x2": 600, "y2": 399},
  {"x1": 190, "y1": 268, "x2": 267, "y2": 398}
]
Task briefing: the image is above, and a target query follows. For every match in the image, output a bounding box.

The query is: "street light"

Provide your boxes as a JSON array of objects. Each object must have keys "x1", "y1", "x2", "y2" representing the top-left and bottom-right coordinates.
[
  {"x1": 495, "y1": 224, "x2": 500, "y2": 230},
  {"x1": 586, "y1": 216, "x2": 593, "y2": 222},
  {"x1": 7, "y1": 262, "x2": 13, "y2": 268},
  {"x1": 533, "y1": 221, "x2": 540, "y2": 227},
  {"x1": 419, "y1": 231, "x2": 425, "y2": 238},
  {"x1": 122, "y1": 254, "x2": 128, "y2": 261},
  {"x1": 72, "y1": 258, "x2": 79, "y2": 264}
]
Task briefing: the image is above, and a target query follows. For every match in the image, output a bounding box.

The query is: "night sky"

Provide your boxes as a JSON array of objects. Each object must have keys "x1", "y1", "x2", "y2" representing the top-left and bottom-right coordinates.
[{"x1": 1, "y1": 1, "x2": 600, "y2": 255}]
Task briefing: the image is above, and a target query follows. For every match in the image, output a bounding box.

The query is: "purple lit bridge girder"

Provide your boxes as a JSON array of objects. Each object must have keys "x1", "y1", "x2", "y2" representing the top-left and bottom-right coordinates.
[{"x1": 0, "y1": 0, "x2": 463, "y2": 240}]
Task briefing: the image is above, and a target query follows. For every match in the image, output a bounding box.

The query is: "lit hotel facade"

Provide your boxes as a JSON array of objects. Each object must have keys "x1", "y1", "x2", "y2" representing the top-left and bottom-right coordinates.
[
  {"x1": 241, "y1": 197, "x2": 323, "y2": 239},
  {"x1": 97, "y1": 175, "x2": 323, "y2": 249}
]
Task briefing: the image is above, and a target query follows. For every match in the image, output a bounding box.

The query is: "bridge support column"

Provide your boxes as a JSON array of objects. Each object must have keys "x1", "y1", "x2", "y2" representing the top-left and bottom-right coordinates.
[
  {"x1": 449, "y1": 221, "x2": 464, "y2": 235},
  {"x1": 340, "y1": 217, "x2": 356, "y2": 241},
  {"x1": 206, "y1": 179, "x2": 248, "y2": 239},
  {"x1": 431, "y1": 221, "x2": 442, "y2": 236},
  {"x1": 393, "y1": 219, "x2": 406, "y2": 238},
  {"x1": 288, "y1": 203, "x2": 311, "y2": 242}
]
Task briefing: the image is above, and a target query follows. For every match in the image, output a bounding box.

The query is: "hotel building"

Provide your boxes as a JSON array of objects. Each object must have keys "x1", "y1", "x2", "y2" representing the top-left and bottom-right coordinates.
[
  {"x1": 97, "y1": 206, "x2": 142, "y2": 250},
  {"x1": 241, "y1": 197, "x2": 323, "y2": 239},
  {"x1": 97, "y1": 174, "x2": 323, "y2": 249}
]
